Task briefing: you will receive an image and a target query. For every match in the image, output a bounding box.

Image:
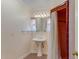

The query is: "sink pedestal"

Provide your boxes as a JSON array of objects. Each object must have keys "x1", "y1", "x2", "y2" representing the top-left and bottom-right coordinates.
[
  {"x1": 37, "y1": 42, "x2": 42, "y2": 56},
  {"x1": 33, "y1": 38, "x2": 46, "y2": 57}
]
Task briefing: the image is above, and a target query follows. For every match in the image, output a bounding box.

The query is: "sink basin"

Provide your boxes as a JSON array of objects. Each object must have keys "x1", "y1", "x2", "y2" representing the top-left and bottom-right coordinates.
[
  {"x1": 33, "y1": 38, "x2": 46, "y2": 56},
  {"x1": 33, "y1": 38, "x2": 46, "y2": 42}
]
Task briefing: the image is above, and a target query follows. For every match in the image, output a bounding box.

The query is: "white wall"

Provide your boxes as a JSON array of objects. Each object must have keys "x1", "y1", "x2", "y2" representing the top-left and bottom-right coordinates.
[
  {"x1": 69, "y1": 0, "x2": 78, "y2": 59},
  {"x1": 1, "y1": 0, "x2": 32, "y2": 59},
  {"x1": 75, "y1": 0, "x2": 78, "y2": 51},
  {"x1": 49, "y1": 12, "x2": 58, "y2": 59},
  {"x1": 75, "y1": 0, "x2": 78, "y2": 58},
  {"x1": 69, "y1": 0, "x2": 76, "y2": 59}
]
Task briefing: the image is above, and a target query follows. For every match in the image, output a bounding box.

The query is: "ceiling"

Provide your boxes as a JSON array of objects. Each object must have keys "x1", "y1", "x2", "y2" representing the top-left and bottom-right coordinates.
[
  {"x1": 19, "y1": 0, "x2": 66, "y2": 17},
  {"x1": 22, "y1": 0, "x2": 66, "y2": 10}
]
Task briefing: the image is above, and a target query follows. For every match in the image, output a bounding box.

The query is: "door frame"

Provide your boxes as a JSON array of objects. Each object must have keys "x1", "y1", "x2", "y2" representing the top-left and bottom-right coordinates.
[{"x1": 50, "y1": 1, "x2": 69, "y2": 59}]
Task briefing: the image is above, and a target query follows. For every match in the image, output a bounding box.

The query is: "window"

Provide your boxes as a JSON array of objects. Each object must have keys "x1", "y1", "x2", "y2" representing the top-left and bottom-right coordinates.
[
  {"x1": 46, "y1": 18, "x2": 50, "y2": 32},
  {"x1": 31, "y1": 19, "x2": 36, "y2": 32}
]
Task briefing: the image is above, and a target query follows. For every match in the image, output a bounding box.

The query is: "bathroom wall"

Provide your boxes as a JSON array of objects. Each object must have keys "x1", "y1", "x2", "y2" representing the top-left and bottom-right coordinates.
[
  {"x1": 69, "y1": 0, "x2": 76, "y2": 59},
  {"x1": 75, "y1": 0, "x2": 78, "y2": 52},
  {"x1": 75, "y1": 0, "x2": 78, "y2": 59},
  {"x1": 31, "y1": 32, "x2": 49, "y2": 55},
  {"x1": 1, "y1": 0, "x2": 32, "y2": 59},
  {"x1": 49, "y1": 12, "x2": 59, "y2": 59}
]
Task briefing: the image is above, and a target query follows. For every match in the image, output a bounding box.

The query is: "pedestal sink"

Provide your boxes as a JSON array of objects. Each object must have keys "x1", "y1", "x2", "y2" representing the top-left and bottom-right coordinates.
[{"x1": 33, "y1": 38, "x2": 46, "y2": 57}]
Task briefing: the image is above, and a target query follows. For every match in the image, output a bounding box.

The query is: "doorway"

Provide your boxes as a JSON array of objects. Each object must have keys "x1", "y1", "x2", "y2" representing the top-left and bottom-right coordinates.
[{"x1": 50, "y1": 1, "x2": 69, "y2": 59}]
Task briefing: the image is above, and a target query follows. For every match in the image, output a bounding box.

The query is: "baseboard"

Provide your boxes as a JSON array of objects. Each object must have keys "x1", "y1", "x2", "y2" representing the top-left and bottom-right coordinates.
[
  {"x1": 19, "y1": 51, "x2": 31, "y2": 59},
  {"x1": 31, "y1": 50, "x2": 47, "y2": 55}
]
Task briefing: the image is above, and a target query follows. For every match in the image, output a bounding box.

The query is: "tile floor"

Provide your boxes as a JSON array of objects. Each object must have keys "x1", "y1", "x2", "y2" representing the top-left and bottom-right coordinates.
[{"x1": 24, "y1": 53, "x2": 47, "y2": 59}]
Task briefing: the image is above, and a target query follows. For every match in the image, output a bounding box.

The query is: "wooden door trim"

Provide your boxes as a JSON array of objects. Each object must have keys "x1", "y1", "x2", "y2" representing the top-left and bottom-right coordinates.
[{"x1": 50, "y1": 1, "x2": 68, "y2": 13}]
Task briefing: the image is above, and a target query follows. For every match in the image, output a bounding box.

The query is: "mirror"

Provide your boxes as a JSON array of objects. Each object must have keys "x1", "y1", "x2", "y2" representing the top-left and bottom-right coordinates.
[
  {"x1": 31, "y1": 17, "x2": 50, "y2": 32},
  {"x1": 36, "y1": 18, "x2": 47, "y2": 32}
]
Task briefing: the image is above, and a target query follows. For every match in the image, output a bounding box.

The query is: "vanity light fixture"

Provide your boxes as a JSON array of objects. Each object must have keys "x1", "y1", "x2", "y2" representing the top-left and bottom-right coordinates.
[
  {"x1": 34, "y1": 13, "x2": 49, "y2": 18},
  {"x1": 34, "y1": 12, "x2": 50, "y2": 18}
]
